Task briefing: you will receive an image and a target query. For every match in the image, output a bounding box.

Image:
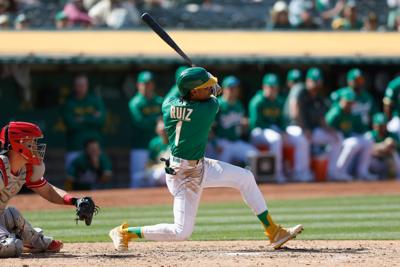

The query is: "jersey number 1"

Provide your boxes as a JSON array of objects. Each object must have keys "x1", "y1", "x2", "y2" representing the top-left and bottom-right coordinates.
[{"x1": 175, "y1": 121, "x2": 183, "y2": 146}]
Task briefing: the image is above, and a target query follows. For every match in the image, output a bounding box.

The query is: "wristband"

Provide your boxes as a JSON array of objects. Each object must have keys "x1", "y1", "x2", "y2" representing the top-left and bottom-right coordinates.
[{"x1": 63, "y1": 194, "x2": 78, "y2": 206}]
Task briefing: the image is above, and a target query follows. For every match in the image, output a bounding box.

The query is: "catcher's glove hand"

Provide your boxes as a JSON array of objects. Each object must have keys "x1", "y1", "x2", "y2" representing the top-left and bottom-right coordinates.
[{"x1": 75, "y1": 197, "x2": 99, "y2": 226}]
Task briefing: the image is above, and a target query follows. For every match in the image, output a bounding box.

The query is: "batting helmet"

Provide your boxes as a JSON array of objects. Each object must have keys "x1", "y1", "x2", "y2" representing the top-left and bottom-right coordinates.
[
  {"x1": 0, "y1": 122, "x2": 46, "y2": 165},
  {"x1": 177, "y1": 67, "x2": 218, "y2": 97}
]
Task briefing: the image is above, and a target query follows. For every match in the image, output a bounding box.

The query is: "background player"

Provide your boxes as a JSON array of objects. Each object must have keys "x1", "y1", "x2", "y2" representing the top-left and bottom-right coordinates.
[
  {"x1": 0, "y1": 121, "x2": 95, "y2": 257},
  {"x1": 109, "y1": 67, "x2": 303, "y2": 251}
]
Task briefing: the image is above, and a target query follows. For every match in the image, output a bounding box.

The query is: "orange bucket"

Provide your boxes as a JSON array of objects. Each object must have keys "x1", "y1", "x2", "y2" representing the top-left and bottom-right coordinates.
[{"x1": 311, "y1": 156, "x2": 328, "y2": 182}]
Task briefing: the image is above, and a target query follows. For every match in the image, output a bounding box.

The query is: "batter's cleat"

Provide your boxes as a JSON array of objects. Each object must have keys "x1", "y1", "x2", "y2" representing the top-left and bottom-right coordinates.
[
  {"x1": 109, "y1": 223, "x2": 130, "y2": 252},
  {"x1": 270, "y1": 224, "x2": 304, "y2": 250}
]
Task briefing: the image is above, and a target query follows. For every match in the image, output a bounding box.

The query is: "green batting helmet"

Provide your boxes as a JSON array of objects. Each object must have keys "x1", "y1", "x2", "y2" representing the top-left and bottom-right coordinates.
[{"x1": 177, "y1": 67, "x2": 218, "y2": 97}]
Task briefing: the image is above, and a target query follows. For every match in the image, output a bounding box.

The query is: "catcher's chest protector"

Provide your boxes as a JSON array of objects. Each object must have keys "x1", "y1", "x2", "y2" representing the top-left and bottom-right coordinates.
[{"x1": 0, "y1": 156, "x2": 26, "y2": 212}]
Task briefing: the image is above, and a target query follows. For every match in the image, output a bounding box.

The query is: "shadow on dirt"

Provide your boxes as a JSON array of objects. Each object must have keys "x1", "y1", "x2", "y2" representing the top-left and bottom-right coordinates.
[
  {"x1": 20, "y1": 252, "x2": 142, "y2": 259},
  {"x1": 273, "y1": 247, "x2": 368, "y2": 254}
]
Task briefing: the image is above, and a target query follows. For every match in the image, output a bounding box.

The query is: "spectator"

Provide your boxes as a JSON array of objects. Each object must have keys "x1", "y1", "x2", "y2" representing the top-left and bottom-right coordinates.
[
  {"x1": 66, "y1": 138, "x2": 112, "y2": 190},
  {"x1": 394, "y1": 11, "x2": 400, "y2": 31},
  {"x1": 89, "y1": 0, "x2": 140, "y2": 29},
  {"x1": 63, "y1": 0, "x2": 92, "y2": 27},
  {"x1": 215, "y1": 76, "x2": 257, "y2": 165},
  {"x1": 331, "y1": 1, "x2": 362, "y2": 30},
  {"x1": 164, "y1": 66, "x2": 189, "y2": 101},
  {"x1": 325, "y1": 90, "x2": 376, "y2": 181},
  {"x1": 249, "y1": 73, "x2": 312, "y2": 182},
  {"x1": 128, "y1": 71, "x2": 163, "y2": 188},
  {"x1": 362, "y1": 12, "x2": 378, "y2": 31},
  {"x1": 62, "y1": 74, "x2": 106, "y2": 170},
  {"x1": 367, "y1": 113, "x2": 400, "y2": 179},
  {"x1": 387, "y1": 0, "x2": 400, "y2": 30},
  {"x1": 55, "y1": 11, "x2": 69, "y2": 29},
  {"x1": 0, "y1": 13, "x2": 9, "y2": 28},
  {"x1": 268, "y1": 1, "x2": 291, "y2": 30},
  {"x1": 384, "y1": 76, "x2": 400, "y2": 139},
  {"x1": 330, "y1": 68, "x2": 378, "y2": 127},
  {"x1": 145, "y1": 117, "x2": 170, "y2": 186},
  {"x1": 316, "y1": 0, "x2": 345, "y2": 24},
  {"x1": 14, "y1": 13, "x2": 29, "y2": 30},
  {"x1": 293, "y1": 68, "x2": 344, "y2": 180},
  {"x1": 0, "y1": 0, "x2": 17, "y2": 15},
  {"x1": 289, "y1": 0, "x2": 319, "y2": 29}
]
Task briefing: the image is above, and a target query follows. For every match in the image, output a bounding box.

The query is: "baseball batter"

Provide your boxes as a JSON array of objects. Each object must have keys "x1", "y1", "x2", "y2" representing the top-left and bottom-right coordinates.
[
  {"x1": 0, "y1": 121, "x2": 97, "y2": 257},
  {"x1": 109, "y1": 67, "x2": 303, "y2": 251}
]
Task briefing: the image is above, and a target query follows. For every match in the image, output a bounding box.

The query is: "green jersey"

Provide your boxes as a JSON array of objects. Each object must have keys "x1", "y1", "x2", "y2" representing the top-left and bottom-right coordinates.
[
  {"x1": 148, "y1": 136, "x2": 170, "y2": 162},
  {"x1": 325, "y1": 105, "x2": 366, "y2": 138},
  {"x1": 164, "y1": 85, "x2": 180, "y2": 102},
  {"x1": 128, "y1": 93, "x2": 163, "y2": 149},
  {"x1": 330, "y1": 87, "x2": 377, "y2": 126},
  {"x1": 384, "y1": 77, "x2": 400, "y2": 117},
  {"x1": 249, "y1": 91, "x2": 285, "y2": 130},
  {"x1": 162, "y1": 96, "x2": 219, "y2": 160},
  {"x1": 367, "y1": 130, "x2": 400, "y2": 151},
  {"x1": 215, "y1": 97, "x2": 244, "y2": 141},
  {"x1": 62, "y1": 94, "x2": 106, "y2": 151}
]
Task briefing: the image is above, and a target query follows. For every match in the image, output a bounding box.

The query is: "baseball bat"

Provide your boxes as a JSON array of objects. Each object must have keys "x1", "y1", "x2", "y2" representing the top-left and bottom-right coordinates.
[{"x1": 141, "y1": 13, "x2": 194, "y2": 67}]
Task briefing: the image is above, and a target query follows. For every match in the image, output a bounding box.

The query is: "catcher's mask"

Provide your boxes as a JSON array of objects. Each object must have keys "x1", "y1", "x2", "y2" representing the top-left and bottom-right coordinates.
[{"x1": 0, "y1": 122, "x2": 46, "y2": 165}]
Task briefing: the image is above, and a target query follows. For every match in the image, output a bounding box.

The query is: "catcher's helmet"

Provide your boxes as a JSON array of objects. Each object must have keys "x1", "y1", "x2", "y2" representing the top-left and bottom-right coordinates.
[
  {"x1": 177, "y1": 67, "x2": 218, "y2": 97},
  {"x1": 0, "y1": 122, "x2": 46, "y2": 165}
]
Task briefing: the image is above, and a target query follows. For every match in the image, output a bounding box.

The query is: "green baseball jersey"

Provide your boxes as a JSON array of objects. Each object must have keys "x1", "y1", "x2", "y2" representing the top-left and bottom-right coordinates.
[
  {"x1": 367, "y1": 130, "x2": 400, "y2": 151},
  {"x1": 215, "y1": 97, "x2": 244, "y2": 141},
  {"x1": 384, "y1": 77, "x2": 400, "y2": 117},
  {"x1": 164, "y1": 85, "x2": 180, "y2": 102},
  {"x1": 162, "y1": 96, "x2": 219, "y2": 160},
  {"x1": 148, "y1": 136, "x2": 170, "y2": 162},
  {"x1": 62, "y1": 94, "x2": 106, "y2": 151},
  {"x1": 249, "y1": 91, "x2": 285, "y2": 130},
  {"x1": 325, "y1": 105, "x2": 366, "y2": 137},
  {"x1": 67, "y1": 152, "x2": 112, "y2": 189},
  {"x1": 330, "y1": 87, "x2": 377, "y2": 126},
  {"x1": 128, "y1": 93, "x2": 163, "y2": 149}
]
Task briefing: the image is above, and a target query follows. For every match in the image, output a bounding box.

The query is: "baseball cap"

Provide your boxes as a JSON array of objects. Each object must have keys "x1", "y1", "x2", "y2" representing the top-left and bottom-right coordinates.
[
  {"x1": 306, "y1": 68, "x2": 323, "y2": 81},
  {"x1": 177, "y1": 67, "x2": 218, "y2": 97},
  {"x1": 347, "y1": 68, "x2": 363, "y2": 83},
  {"x1": 262, "y1": 74, "x2": 279, "y2": 87},
  {"x1": 137, "y1": 71, "x2": 154, "y2": 83},
  {"x1": 287, "y1": 69, "x2": 302, "y2": 82},
  {"x1": 273, "y1": 1, "x2": 288, "y2": 13},
  {"x1": 175, "y1": 66, "x2": 189, "y2": 82},
  {"x1": 341, "y1": 90, "x2": 356, "y2": 101},
  {"x1": 222, "y1": 76, "x2": 240, "y2": 88},
  {"x1": 372, "y1": 113, "x2": 387, "y2": 125}
]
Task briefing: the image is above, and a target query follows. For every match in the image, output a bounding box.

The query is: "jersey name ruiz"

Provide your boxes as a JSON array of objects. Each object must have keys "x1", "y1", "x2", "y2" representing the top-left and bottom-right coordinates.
[{"x1": 170, "y1": 106, "x2": 193, "y2": 122}]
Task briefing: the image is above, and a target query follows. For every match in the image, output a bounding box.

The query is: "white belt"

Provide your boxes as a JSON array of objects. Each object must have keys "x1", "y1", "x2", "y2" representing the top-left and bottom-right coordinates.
[{"x1": 170, "y1": 156, "x2": 203, "y2": 166}]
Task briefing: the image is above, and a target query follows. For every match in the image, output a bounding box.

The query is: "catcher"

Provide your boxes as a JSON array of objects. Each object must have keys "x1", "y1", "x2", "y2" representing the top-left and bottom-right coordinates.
[{"x1": 0, "y1": 121, "x2": 98, "y2": 258}]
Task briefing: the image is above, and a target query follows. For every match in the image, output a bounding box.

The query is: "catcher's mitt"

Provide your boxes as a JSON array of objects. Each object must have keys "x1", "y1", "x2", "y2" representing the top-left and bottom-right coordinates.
[{"x1": 75, "y1": 197, "x2": 99, "y2": 226}]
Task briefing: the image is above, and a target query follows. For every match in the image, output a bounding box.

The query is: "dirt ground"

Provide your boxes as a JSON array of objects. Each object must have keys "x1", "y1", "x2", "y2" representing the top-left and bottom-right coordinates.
[{"x1": 5, "y1": 181, "x2": 400, "y2": 267}]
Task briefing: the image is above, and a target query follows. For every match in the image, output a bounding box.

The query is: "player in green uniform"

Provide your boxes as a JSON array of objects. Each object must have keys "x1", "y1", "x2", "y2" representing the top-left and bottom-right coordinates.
[
  {"x1": 62, "y1": 74, "x2": 106, "y2": 169},
  {"x1": 249, "y1": 73, "x2": 312, "y2": 182},
  {"x1": 110, "y1": 67, "x2": 303, "y2": 251},
  {"x1": 366, "y1": 113, "x2": 400, "y2": 179},
  {"x1": 128, "y1": 71, "x2": 163, "y2": 188},
  {"x1": 215, "y1": 75, "x2": 257, "y2": 164},
  {"x1": 164, "y1": 66, "x2": 189, "y2": 101},
  {"x1": 283, "y1": 69, "x2": 305, "y2": 126},
  {"x1": 330, "y1": 68, "x2": 378, "y2": 127},
  {"x1": 384, "y1": 76, "x2": 400, "y2": 139},
  {"x1": 325, "y1": 90, "x2": 376, "y2": 180}
]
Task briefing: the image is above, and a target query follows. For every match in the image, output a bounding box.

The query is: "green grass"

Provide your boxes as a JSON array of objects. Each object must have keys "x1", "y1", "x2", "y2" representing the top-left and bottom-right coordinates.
[{"x1": 23, "y1": 195, "x2": 400, "y2": 242}]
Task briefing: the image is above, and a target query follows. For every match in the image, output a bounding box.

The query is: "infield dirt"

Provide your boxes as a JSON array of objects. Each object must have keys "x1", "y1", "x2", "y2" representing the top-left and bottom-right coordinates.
[{"x1": 5, "y1": 181, "x2": 400, "y2": 267}]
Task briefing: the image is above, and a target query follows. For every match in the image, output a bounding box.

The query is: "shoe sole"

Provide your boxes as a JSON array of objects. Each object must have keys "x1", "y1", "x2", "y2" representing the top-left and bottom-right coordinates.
[
  {"x1": 109, "y1": 228, "x2": 128, "y2": 252},
  {"x1": 272, "y1": 224, "x2": 304, "y2": 250}
]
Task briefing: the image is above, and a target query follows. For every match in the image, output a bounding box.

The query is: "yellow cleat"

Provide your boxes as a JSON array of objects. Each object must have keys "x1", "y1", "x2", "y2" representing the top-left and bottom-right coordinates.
[
  {"x1": 109, "y1": 223, "x2": 130, "y2": 252},
  {"x1": 270, "y1": 224, "x2": 304, "y2": 250}
]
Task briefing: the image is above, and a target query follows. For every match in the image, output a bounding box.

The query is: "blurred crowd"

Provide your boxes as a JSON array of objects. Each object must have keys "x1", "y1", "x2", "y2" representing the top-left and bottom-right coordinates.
[
  {"x1": 58, "y1": 66, "x2": 400, "y2": 190},
  {"x1": 0, "y1": 0, "x2": 399, "y2": 31}
]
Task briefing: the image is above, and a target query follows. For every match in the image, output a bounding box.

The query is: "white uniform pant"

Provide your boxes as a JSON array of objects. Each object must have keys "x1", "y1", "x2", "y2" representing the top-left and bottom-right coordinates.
[
  {"x1": 217, "y1": 139, "x2": 258, "y2": 163},
  {"x1": 370, "y1": 152, "x2": 400, "y2": 179},
  {"x1": 388, "y1": 116, "x2": 400, "y2": 140},
  {"x1": 142, "y1": 157, "x2": 267, "y2": 241},
  {"x1": 250, "y1": 126, "x2": 310, "y2": 177},
  {"x1": 130, "y1": 149, "x2": 149, "y2": 188},
  {"x1": 311, "y1": 128, "x2": 343, "y2": 177},
  {"x1": 336, "y1": 135, "x2": 373, "y2": 177}
]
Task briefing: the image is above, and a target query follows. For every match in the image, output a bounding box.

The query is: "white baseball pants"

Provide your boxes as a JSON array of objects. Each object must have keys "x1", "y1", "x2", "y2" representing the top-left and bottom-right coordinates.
[{"x1": 141, "y1": 157, "x2": 267, "y2": 241}]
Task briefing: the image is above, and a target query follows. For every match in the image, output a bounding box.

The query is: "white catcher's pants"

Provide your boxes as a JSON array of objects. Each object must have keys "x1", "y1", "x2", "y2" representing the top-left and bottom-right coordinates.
[{"x1": 142, "y1": 157, "x2": 268, "y2": 241}]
